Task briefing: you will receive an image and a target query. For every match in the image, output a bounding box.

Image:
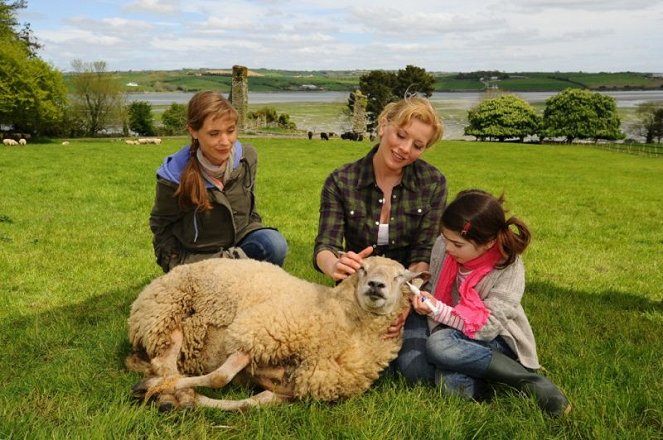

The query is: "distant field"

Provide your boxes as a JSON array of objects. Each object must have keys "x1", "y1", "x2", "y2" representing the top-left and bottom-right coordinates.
[{"x1": 63, "y1": 69, "x2": 663, "y2": 94}]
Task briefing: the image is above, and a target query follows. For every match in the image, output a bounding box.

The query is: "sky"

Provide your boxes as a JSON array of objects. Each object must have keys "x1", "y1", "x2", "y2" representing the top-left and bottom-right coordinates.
[{"x1": 18, "y1": 0, "x2": 663, "y2": 73}]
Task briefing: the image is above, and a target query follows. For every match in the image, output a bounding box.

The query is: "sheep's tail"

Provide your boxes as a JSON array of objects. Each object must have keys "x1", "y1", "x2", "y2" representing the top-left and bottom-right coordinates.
[{"x1": 125, "y1": 349, "x2": 153, "y2": 374}]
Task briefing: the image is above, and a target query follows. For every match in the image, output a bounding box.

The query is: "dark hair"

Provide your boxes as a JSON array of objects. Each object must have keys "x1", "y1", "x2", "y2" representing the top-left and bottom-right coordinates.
[
  {"x1": 442, "y1": 189, "x2": 531, "y2": 268},
  {"x1": 175, "y1": 91, "x2": 238, "y2": 211}
]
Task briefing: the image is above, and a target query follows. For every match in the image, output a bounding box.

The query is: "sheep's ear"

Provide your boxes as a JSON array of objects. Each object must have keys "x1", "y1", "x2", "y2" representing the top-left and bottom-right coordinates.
[{"x1": 404, "y1": 270, "x2": 431, "y2": 283}]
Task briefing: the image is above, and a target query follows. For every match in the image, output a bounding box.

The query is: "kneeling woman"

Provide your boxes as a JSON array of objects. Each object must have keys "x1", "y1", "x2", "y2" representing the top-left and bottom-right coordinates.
[
  {"x1": 410, "y1": 189, "x2": 571, "y2": 416},
  {"x1": 150, "y1": 91, "x2": 287, "y2": 272}
]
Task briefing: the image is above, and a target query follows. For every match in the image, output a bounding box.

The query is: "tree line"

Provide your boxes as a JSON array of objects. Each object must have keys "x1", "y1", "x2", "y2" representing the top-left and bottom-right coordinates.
[{"x1": 351, "y1": 67, "x2": 663, "y2": 144}]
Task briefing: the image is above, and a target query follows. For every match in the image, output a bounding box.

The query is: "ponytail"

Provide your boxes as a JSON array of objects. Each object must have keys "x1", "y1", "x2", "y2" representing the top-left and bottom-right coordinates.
[
  {"x1": 174, "y1": 139, "x2": 212, "y2": 211},
  {"x1": 495, "y1": 216, "x2": 531, "y2": 268}
]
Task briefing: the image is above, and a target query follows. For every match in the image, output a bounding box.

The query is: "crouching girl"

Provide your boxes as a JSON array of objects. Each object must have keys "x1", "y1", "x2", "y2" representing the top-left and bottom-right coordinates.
[{"x1": 410, "y1": 189, "x2": 571, "y2": 417}]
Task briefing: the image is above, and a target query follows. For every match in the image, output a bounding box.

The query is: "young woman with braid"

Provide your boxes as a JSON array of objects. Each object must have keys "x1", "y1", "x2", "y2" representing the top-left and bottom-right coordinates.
[
  {"x1": 150, "y1": 91, "x2": 287, "y2": 272},
  {"x1": 410, "y1": 189, "x2": 571, "y2": 417}
]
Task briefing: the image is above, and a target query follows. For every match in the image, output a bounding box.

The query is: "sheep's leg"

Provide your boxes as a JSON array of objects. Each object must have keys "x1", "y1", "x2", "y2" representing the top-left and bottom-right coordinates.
[
  {"x1": 146, "y1": 351, "x2": 251, "y2": 399},
  {"x1": 136, "y1": 328, "x2": 194, "y2": 410},
  {"x1": 194, "y1": 390, "x2": 285, "y2": 411},
  {"x1": 251, "y1": 367, "x2": 296, "y2": 399},
  {"x1": 150, "y1": 328, "x2": 183, "y2": 377}
]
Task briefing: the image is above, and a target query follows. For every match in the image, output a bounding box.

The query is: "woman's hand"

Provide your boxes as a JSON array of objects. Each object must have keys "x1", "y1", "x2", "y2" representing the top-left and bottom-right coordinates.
[
  {"x1": 383, "y1": 305, "x2": 410, "y2": 339},
  {"x1": 330, "y1": 246, "x2": 374, "y2": 281}
]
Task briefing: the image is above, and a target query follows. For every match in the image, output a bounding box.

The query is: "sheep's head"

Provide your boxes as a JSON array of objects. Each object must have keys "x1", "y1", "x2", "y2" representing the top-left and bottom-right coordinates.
[{"x1": 354, "y1": 256, "x2": 429, "y2": 315}]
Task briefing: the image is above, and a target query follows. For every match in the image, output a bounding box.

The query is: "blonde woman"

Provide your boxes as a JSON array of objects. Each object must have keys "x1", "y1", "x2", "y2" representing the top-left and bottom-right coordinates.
[{"x1": 313, "y1": 96, "x2": 446, "y2": 377}]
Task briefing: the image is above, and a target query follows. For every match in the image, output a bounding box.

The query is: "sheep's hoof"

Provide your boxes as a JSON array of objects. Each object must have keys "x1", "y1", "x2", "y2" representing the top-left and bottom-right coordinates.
[
  {"x1": 158, "y1": 401, "x2": 176, "y2": 413},
  {"x1": 131, "y1": 380, "x2": 149, "y2": 401}
]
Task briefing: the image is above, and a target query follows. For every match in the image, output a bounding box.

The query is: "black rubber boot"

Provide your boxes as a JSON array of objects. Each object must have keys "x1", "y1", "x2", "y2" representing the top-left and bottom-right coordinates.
[{"x1": 483, "y1": 351, "x2": 571, "y2": 416}]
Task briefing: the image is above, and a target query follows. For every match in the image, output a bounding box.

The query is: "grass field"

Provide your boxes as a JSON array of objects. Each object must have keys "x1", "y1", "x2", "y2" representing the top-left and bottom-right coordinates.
[{"x1": 1, "y1": 138, "x2": 661, "y2": 439}]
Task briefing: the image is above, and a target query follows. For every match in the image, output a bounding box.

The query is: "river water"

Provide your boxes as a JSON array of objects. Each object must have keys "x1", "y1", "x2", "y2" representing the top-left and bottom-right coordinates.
[{"x1": 128, "y1": 90, "x2": 663, "y2": 139}]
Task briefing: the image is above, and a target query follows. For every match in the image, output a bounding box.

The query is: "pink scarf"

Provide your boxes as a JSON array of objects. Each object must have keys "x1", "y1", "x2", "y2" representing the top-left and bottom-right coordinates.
[{"x1": 433, "y1": 245, "x2": 502, "y2": 338}]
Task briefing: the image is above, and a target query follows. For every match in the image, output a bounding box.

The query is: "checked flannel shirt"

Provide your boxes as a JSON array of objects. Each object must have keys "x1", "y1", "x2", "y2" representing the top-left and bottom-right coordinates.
[{"x1": 314, "y1": 145, "x2": 447, "y2": 270}]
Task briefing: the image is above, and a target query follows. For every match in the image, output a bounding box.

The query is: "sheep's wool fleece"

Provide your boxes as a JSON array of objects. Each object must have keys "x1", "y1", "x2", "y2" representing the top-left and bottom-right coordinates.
[{"x1": 127, "y1": 258, "x2": 410, "y2": 401}]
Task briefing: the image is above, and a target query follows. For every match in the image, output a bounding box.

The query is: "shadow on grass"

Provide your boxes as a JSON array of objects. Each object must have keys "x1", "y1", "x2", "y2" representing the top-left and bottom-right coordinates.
[{"x1": 1, "y1": 278, "x2": 661, "y2": 435}]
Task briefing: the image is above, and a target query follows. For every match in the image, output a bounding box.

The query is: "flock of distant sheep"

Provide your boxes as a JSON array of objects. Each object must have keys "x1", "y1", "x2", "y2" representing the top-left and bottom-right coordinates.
[
  {"x1": 125, "y1": 138, "x2": 162, "y2": 145},
  {"x1": 2, "y1": 138, "x2": 27, "y2": 146},
  {"x1": 2, "y1": 137, "x2": 162, "y2": 146}
]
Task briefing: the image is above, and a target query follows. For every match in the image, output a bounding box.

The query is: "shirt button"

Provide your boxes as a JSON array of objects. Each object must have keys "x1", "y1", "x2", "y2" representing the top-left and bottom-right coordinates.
[
  {"x1": 391, "y1": 240, "x2": 395, "y2": 244},
  {"x1": 390, "y1": 217, "x2": 394, "y2": 221},
  {"x1": 375, "y1": 221, "x2": 379, "y2": 225},
  {"x1": 379, "y1": 198, "x2": 383, "y2": 203},
  {"x1": 417, "y1": 208, "x2": 422, "y2": 213},
  {"x1": 392, "y1": 195, "x2": 396, "y2": 199},
  {"x1": 350, "y1": 210, "x2": 354, "y2": 215}
]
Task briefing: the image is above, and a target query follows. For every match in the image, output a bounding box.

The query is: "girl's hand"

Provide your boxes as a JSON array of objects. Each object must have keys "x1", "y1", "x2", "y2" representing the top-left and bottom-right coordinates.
[
  {"x1": 412, "y1": 291, "x2": 438, "y2": 316},
  {"x1": 331, "y1": 246, "x2": 373, "y2": 281}
]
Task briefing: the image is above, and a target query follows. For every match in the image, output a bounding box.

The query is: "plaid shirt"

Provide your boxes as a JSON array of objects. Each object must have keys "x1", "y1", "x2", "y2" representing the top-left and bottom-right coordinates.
[{"x1": 314, "y1": 145, "x2": 447, "y2": 270}]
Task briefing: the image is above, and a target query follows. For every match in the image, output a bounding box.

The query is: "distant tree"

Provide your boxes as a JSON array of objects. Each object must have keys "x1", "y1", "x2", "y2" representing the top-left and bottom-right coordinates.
[
  {"x1": 0, "y1": 0, "x2": 66, "y2": 135},
  {"x1": 352, "y1": 66, "x2": 436, "y2": 131},
  {"x1": 394, "y1": 65, "x2": 435, "y2": 99},
  {"x1": 464, "y1": 95, "x2": 540, "y2": 142},
  {"x1": 248, "y1": 107, "x2": 278, "y2": 128},
  {"x1": 541, "y1": 88, "x2": 624, "y2": 143},
  {"x1": 69, "y1": 59, "x2": 125, "y2": 136},
  {"x1": 357, "y1": 70, "x2": 397, "y2": 131},
  {"x1": 160, "y1": 103, "x2": 187, "y2": 135},
  {"x1": 634, "y1": 101, "x2": 663, "y2": 144},
  {"x1": 0, "y1": 0, "x2": 41, "y2": 55},
  {"x1": 128, "y1": 101, "x2": 155, "y2": 136},
  {"x1": 277, "y1": 113, "x2": 296, "y2": 130}
]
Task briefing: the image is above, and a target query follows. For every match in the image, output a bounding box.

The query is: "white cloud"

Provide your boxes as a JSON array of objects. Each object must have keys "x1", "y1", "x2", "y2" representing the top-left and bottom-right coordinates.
[
  {"x1": 123, "y1": 0, "x2": 181, "y2": 15},
  {"x1": 23, "y1": 0, "x2": 663, "y2": 72}
]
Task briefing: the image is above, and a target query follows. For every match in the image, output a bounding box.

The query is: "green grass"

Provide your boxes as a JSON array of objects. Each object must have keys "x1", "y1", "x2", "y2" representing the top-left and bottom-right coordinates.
[{"x1": 1, "y1": 138, "x2": 662, "y2": 439}]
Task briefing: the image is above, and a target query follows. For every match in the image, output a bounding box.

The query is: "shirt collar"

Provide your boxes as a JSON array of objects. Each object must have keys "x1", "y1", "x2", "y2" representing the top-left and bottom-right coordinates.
[{"x1": 357, "y1": 144, "x2": 419, "y2": 192}]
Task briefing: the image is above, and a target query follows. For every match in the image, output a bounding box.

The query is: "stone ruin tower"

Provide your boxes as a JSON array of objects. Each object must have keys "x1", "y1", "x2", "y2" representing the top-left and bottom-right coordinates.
[
  {"x1": 351, "y1": 90, "x2": 368, "y2": 136},
  {"x1": 230, "y1": 65, "x2": 248, "y2": 129}
]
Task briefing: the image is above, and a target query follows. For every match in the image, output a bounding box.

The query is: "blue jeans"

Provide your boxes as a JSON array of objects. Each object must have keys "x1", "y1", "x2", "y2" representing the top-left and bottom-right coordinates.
[
  {"x1": 426, "y1": 327, "x2": 516, "y2": 399},
  {"x1": 394, "y1": 313, "x2": 515, "y2": 400},
  {"x1": 393, "y1": 312, "x2": 437, "y2": 384},
  {"x1": 237, "y1": 228, "x2": 288, "y2": 267}
]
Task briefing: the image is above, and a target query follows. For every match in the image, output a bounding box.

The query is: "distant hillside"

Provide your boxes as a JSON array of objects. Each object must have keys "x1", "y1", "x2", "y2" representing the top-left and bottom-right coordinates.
[{"x1": 62, "y1": 69, "x2": 663, "y2": 94}]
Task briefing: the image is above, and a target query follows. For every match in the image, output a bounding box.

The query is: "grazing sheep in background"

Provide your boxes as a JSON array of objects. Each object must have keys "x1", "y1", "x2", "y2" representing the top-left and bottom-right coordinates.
[
  {"x1": 307, "y1": 131, "x2": 313, "y2": 140},
  {"x1": 135, "y1": 138, "x2": 162, "y2": 145},
  {"x1": 320, "y1": 132, "x2": 329, "y2": 140},
  {"x1": 126, "y1": 256, "x2": 426, "y2": 411},
  {"x1": 18, "y1": 138, "x2": 27, "y2": 145},
  {"x1": 3, "y1": 139, "x2": 18, "y2": 146},
  {"x1": 61, "y1": 141, "x2": 70, "y2": 145}
]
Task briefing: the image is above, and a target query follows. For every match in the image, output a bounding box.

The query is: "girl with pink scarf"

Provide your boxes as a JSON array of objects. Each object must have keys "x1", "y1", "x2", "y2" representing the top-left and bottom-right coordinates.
[{"x1": 410, "y1": 189, "x2": 571, "y2": 417}]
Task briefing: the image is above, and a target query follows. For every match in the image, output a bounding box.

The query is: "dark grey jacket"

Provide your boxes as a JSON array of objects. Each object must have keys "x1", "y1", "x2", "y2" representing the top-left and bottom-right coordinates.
[{"x1": 150, "y1": 143, "x2": 264, "y2": 272}]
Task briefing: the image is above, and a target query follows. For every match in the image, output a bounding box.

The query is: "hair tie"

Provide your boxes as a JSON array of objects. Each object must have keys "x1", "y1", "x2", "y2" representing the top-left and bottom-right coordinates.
[{"x1": 461, "y1": 221, "x2": 471, "y2": 237}]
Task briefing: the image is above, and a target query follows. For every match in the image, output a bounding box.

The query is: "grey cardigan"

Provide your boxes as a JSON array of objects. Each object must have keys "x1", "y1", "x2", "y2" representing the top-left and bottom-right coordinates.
[{"x1": 426, "y1": 235, "x2": 540, "y2": 369}]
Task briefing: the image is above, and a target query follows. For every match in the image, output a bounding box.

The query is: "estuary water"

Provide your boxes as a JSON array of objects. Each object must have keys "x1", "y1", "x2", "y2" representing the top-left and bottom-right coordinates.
[
  {"x1": 127, "y1": 90, "x2": 663, "y2": 107},
  {"x1": 128, "y1": 90, "x2": 663, "y2": 139}
]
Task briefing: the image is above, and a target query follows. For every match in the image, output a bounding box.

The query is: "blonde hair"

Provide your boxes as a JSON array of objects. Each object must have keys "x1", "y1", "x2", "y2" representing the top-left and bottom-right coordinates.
[
  {"x1": 176, "y1": 91, "x2": 238, "y2": 211},
  {"x1": 377, "y1": 96, "x2": 443, "y2": 148}
]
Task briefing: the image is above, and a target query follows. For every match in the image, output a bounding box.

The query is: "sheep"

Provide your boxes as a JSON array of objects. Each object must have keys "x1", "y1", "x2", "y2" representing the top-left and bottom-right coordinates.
[
  {"x1": 3, "y1": 139, "x2": 18, "y2": 146},
  {"x1": 126, "y1": 256, "x2": 426, "y2": 412},
  {"x1": 18, "y1": 138, "x2": 26, "y2": 145},
  {"x1": 135, "y1": 137, "x2": 162, "y2": 145},
  {"x1": 320, "y1": 132, "x2": 329, "y2": 140},
  {"x1": 61, "y1": 141, "x2": 70, "y2": 145}
]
